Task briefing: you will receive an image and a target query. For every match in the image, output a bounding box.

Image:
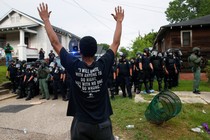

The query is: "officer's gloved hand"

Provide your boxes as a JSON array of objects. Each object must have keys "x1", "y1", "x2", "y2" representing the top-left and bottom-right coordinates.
[
  {"x1": 140, "y1": 70, "x2": 143, "y2": 75},
  {"x1": 112, "y1": 79, "x2": 116, "y2": 86},
  {"x1": 129, "y1": 76, "x2": 132, "y2": 82}
]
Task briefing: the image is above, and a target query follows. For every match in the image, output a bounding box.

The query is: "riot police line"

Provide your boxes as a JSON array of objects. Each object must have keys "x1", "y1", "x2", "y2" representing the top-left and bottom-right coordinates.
[
  {"x1": 6, "y1": 58, "x2": 69, "y2": 101},
  {"x1": 107, "y1": 48, "x2": 183, "y2": 99},
  {"x1": 6, "y1": 48, "x2": 183, "y2": 101}
]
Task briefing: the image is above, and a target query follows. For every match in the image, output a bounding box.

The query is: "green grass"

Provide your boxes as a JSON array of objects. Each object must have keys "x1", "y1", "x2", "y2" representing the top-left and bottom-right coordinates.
[
  {"x1": 111, "y1": 78, "x2": 210, "y2": 139},
  {"x1": 111, "y1": 96, "x2": 210, "y2": 140},
  {"x1": 152, "y1": 80, "x2": 210, "y2": 92},
  {"x1": 0, "y1": 66, "x2": 9, "y2": 84}
]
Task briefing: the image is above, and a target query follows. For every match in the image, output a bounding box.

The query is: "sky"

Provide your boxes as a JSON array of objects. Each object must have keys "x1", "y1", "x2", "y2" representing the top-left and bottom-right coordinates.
[{"x1": 0, "y1": 0, "x2": 172, "y2": 49}]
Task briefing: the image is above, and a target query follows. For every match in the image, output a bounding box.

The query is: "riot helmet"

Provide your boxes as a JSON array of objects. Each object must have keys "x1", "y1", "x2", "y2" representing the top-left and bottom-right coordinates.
[
  {"x1": 151, "y1": 50, "x2": 158, "y2": 57},
  {"x1": 192, "y1": 47, "x2": 200, "y2": 56},
  {"x1": 143, "y1": 48, "x2": 150, "y2": 56}
]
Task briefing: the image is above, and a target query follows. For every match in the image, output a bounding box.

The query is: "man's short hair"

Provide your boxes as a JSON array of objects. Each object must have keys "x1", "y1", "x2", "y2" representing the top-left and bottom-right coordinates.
[{"x1": 79, "y1": 36, "x2": 97, "y2": 57}]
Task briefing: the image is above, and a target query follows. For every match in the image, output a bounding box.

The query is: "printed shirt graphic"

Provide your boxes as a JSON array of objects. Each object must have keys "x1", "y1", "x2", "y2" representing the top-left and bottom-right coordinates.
[
  {"x1": 60, "y1": 48, "x2": 114, "y2": 123},
  {"x1": 75, "y1": 67, "x2": 103, "y2": 98}
]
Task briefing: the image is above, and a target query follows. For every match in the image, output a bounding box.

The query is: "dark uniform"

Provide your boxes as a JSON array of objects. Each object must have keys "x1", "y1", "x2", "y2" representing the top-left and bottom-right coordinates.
[
  {"x1": 51, "y1": 63, "x2": 65, "y2": 100},
  {"x1": 134, "y1": 52, "x2": 142, "y2": 94},
  {"x1": 63, "y1": 70, "x2": 72, "y2": 101},
  {"x1": 6, "y1": 60, "x2": 17, "y2": 93},
  {"x1": 138, "y1": 48, "x2": 153, "y2": 94},
  {"x1": 16, "y1": 62, "x2": 26, "y2": 99},
  {"x1": 117, "y1": 53, "x2": 132, "y2": 98},
  {"x1": 24, "y1": 63, "x2": 36, "y2": 100},
  {"x1": 173, "y1": 49, "x2": 182, "y2": 87},
  {"x1": 48, "y1": 50, "x2": 55, "y2": 65},
  {"x1": 107, "y1": 61, "x2": 117, "y2": 100},
  {"x1": 163, "y1": 49, "x2": 177, "y2": 90},
  {"x1": 150, "y1": 51, "x2": 164, "y2": 91}
]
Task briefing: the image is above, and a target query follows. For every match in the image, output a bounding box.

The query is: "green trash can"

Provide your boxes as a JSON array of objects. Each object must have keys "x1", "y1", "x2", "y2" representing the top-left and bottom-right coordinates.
[{"x1": 145, "y1": 90, "x2": 182, "y2": 124}]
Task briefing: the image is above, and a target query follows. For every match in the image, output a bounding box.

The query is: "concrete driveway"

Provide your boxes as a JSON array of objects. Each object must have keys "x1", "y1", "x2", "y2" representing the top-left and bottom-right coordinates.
[{"x1": 0, "y1": 96, "x2": 72, "y2": 140}]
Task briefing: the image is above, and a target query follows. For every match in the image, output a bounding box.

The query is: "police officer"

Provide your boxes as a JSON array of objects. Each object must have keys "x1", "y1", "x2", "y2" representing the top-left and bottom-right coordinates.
[
  {"x1": 48, "y1": 50, "x2": 55, "y2": 65},
  {"x1": 107, "y1": 60, "x2": 117, "y2": 100},
  {"x1": 51, "y1": 62, "x2": 65, "y2": 100},
  {"x1": 163, "y1": 49, "x2": 177, "y2": 90},
  {"x1": 16, "y1": 62, "x2": 26, "y2": 99},
  {"x1": 150, "y1": 50, "x2": 164, "y2": 91},
  {"x1": 173, "y1": 49, "x2": 183, "y2": 87},
  {"x1": 117, "y1": 52, "x2": 132, "y2": 98},
  {"x1": 38, "y1": 60, "x2": 50, "y2": 100},
  {"x1": 188, "y1": 47, "x2": 203, "y2": 94},
  {"x1": 6, "y1": 60, "x2": 17, "y2": 93},
  {"x1": 129, "y1": 57, "x2": 135, "y2": 92},
  {"x1": 24, "y1": 63, "x2": 36, "y2": 100},
  {"x1": 138, "y1": 48, "x2": 153, "y2": 94},
  {"x1": 63, "y1": 69, "x2": 72, "y2": 101},
  {"x1": 134, "y1": 52, "x2": 142, "y2": 94}
]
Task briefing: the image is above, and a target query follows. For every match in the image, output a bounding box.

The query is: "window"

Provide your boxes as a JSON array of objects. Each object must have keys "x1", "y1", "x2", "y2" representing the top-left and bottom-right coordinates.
[
  {"x1": 181, "y1": 30, "x2": 192, "y2": 47},
  {"x1": 10, "y1": 14, "x2": 21, "y2": 23}
]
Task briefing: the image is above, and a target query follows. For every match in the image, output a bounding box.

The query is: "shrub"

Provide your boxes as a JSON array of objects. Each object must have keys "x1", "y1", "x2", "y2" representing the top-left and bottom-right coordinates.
[{"x1": 204, "y1": 60, "x2": 210, "y2": 83}]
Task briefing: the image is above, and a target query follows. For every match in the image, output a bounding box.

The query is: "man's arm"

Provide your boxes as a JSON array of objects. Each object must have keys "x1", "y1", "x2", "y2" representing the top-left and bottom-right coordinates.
[
  {"x1": 110, "y1": 6, "x2": 124, "y2": 55},
  {"x1": 37, "y1": 3, "x2": 62, "y2": 55}
]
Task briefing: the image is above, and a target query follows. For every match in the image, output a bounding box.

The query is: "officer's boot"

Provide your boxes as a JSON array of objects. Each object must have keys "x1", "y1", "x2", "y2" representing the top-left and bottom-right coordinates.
[
  {"x1": 25, "y1": 88, "x2": 31, "y2": 101},
  {"x1": 144, "y1": 82, "x2": 150, "y2": 94},
  {"x1": 158, "y1": 81, "x2": 162, "y2": 92}
]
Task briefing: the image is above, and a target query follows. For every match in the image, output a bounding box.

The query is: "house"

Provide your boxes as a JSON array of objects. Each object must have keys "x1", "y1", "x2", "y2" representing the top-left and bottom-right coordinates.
[
  {"x1": 154, "y1": 14, "x2": 210, "y2": 70},
  {"x1": 0, "y1": 9, "x2": 80, "y2": 61}
]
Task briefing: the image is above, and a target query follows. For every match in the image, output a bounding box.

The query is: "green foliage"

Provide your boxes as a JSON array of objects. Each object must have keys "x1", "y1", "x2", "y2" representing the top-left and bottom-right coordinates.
[
  {"x1": 0, "y1": 66, "x2": 8, "y2": 84},
  {"x1": 165, "y1": 0, "x2": 210, "y2": 23},
  {"x1": 119, "y1": 47, "x2": 129, "y2": 57},
  {"x1": 129, "y1": 32, "x2": 157, "y2": 58},
  {"x1": 98, "y1": 43, "x2": 109, "y2": 50}
]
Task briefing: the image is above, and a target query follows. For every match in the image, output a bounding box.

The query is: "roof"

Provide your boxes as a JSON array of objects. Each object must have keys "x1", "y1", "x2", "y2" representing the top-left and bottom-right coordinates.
[
  {"x1": 162, "y1": 14, "x2": 210, "y2": 28},
  {"x1": 0, "y1": 8, "x2": 80, "y2": 39},
  {"x1": 154, "y1": 14, "x2": 210, "y2": 44}
]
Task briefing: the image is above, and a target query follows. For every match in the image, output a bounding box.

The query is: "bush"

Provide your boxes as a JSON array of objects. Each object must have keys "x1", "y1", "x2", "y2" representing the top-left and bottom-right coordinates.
[{"x1": 204, "y1": 60, "x2": 210, "y2": 83}]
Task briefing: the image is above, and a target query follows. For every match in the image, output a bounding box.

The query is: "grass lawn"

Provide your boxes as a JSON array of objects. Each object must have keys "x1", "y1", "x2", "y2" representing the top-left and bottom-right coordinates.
[
  {"x1": 0, "y1": 66, "x2": 9, "y2": 84},
  {"x1": 111, "y1": 96, "x2": 210, "y2": 140},
  {"x1": 111, "y1": 80, "x2": 210, "y2": 140}
]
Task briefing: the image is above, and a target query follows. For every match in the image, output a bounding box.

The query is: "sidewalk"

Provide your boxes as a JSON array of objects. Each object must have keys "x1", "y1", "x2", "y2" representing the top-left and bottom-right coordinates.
[
  {"x1": 0, "y1": 97, "x2": 72, "y2": 140},
  {"x1": 135, "y1": 91, "x2": 210, "y2": 104}
]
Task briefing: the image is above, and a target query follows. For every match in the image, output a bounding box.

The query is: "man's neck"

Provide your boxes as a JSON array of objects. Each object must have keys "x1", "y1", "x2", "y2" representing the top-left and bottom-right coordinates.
[{"x1": 82, "y1": 56, "x2": 94, "y2": 66}]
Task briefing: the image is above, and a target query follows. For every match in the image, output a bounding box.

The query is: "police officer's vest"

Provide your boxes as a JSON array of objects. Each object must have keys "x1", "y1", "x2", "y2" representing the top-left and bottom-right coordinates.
[
  {"x1": 118, "y1": 60, "x2": 130, "y2": 76},
  {"x1": 152, "y1": 56, "x2": 162, "y2": 71},
  {"x1": 142, "y1": 55, "x2": 151, "y2": 71},
  {"x1": 38, "y1": 68, "x2": 49, "y2": 79},
  {"x1": 188, "y1": 54, "x2": 201, "y2": 68},
  {"x1": 165, "y1": 57, "x2": 175, "y2": 70}
]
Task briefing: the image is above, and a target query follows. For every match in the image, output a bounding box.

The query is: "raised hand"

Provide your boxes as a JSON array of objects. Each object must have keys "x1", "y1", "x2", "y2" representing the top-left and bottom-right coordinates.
[
  {"x1": 37, "y1": 3, "x2": 52, "y2": 22},
  {"x1": 111, "y1": 6, "x2": 124, "y2": 22}
]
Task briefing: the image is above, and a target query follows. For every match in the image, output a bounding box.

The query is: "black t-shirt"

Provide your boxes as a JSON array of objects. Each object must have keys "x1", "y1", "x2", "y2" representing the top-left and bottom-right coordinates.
[{"x1": 60, "y1": 47, "x2": 114, "y2": 124}]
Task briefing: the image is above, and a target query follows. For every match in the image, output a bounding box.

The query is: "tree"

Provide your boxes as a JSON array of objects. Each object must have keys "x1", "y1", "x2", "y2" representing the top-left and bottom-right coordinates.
[
  {"x1": 165, "y1": 0, "x2": 210, "y2": 23},
  {"x1": 98, "y1": 43, "x2": 109, "y2": 50},
  {"x1": 130, "y1": 32, "x2": 157, "y2": 58}
]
